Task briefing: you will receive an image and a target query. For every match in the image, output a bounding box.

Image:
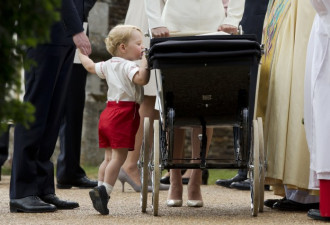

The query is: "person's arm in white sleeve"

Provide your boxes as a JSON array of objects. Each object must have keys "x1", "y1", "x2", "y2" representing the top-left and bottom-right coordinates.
[
  {"x1": 144, "y1": 0, "x2": 169, "y2": 37},
  {"x1": 314, "y1": 0, "x2": 330, "y2": 36},
  {"x1": 219, "y1": 0, "x2": 245, "y2": 34},
  {"x1": 223, "y1": 0, "x2": 245, "y2": 27},
  {"x1": 78, "y1": 50, "x2": 107, "y2": 79}
]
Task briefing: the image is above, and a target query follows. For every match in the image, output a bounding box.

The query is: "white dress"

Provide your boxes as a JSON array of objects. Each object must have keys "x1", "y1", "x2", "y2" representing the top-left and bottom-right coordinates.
[
  {"x1": 145, "y1": 0, "x2": 245, "y2": 33},
  {"x1": 125, "y1": 0, "x2": 163, "y2": 96},
  {"x1": 304, "y1": 0, "x2": 330, "y2": 189}
]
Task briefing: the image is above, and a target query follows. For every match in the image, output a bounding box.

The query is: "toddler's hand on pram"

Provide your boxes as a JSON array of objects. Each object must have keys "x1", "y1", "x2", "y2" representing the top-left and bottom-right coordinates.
[
  {"x1": 218, "y1": 24, "x2": 238, "y2": 35},
  {"x1": 151, "y1": 27, "x2": 170, "y2": 38}
]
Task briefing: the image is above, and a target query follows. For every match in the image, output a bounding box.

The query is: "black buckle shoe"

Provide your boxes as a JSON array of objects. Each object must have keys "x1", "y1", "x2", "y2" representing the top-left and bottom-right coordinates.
[
  {"x1": 40, "y1": 194, "x2": 79, "y2": 209},
  {"x1": 57, "y1": 176, "x2": 98, "y2": 189},
  {"x1": 89, "y1": 186, "x2": 109, "y2": 215},
  {"x1": 308, "y1": 209, "x2": 330, "y2": 221},
  {"x1": 10, "y1": 196, "x2": 57, "y2": 213}
]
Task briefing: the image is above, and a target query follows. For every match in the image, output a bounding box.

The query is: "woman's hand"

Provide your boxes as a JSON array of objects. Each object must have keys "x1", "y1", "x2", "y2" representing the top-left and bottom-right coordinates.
[
  {"x1": 218, "y1": 24, "x2": 238, "y2": 35},
  {"x1": 151, "y1": 27, "x2": 170, "y2": 38}
]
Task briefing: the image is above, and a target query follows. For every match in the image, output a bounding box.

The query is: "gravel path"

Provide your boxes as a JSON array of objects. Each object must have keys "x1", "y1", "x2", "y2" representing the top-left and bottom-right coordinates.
[{"x1": 0, "y1": 176, "x2": 321, "y2": 224}]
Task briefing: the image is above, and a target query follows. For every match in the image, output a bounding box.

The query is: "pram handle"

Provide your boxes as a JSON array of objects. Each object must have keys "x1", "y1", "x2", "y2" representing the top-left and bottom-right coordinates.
[{"x1": 145, "y1": 25, "x2": 243, "y2": 39}]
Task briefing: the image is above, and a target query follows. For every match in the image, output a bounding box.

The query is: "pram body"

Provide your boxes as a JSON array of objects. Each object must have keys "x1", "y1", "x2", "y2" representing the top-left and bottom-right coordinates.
[{"x1": 139, "y1": 34, "x2": 265, "y2": 217}]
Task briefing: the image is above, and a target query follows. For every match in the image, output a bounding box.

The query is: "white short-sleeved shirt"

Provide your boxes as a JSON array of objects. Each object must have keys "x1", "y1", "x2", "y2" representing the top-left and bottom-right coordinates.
[{"x1": 95, "y1": 57, "x2": 144, "y2": 104}]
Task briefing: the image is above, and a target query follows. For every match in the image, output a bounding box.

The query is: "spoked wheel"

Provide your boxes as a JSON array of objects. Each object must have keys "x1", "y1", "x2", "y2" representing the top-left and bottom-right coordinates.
[
  {"x1": 151, "y1": 120, "x2": 160, "y2": 216},
  {"x1": 168, "y1": 108, "x2": 175, "y2": 159},
  {"x1": 249, "y1": 119, "x2": 260, "y2": 216},
  {"x1": 257, "y1": 117, "x2": 265, "y2": 212},
  {"x1": 139, "y1": 117, "x2": 150, "y2": 213}
]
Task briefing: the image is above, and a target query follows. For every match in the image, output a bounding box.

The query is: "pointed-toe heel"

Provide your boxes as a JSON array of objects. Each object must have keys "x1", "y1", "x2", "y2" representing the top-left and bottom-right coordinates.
[
  {"x1": 166, "y1": 199, "x2": 183, "y2": 207},
  {"x1": 159, "y1": 183, "x2": 170, "y2": 190},
  {"x1": 187, "y1": 200, "x2": 203, "y2": 207},
  {"x1": 118, "y1": 168, "x2": 152, "y2": 192}
]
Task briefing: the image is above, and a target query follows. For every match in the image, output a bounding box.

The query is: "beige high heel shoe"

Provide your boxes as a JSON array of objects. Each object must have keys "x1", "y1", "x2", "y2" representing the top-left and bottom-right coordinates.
[
  {"x1": 166, "y1": 199, "x2": 183, "y2": 207},
  {"x1": 118, "y1": 168, "x2": 152, "y2": 192},
  {"x1": 187, "y1": 200, "x2": 203, "y2": 207}
]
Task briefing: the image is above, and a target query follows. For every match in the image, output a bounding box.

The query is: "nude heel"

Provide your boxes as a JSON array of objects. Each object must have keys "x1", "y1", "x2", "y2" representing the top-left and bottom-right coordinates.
[
  {"x1": 120, "y1": 180, "x2": 125, "y2": 192},
  {"x1": 118, "y1": 168, "x2": 152, "y2": 192}
]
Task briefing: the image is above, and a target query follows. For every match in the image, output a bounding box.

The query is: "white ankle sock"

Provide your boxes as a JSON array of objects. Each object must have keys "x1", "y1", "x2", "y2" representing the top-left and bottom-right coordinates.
[
  {"x1": 102, "y1": 182, "x2": 113, "y2": 196},
  {"x1": 98, "y1": 181, "x2": 103, "y2": 186}
]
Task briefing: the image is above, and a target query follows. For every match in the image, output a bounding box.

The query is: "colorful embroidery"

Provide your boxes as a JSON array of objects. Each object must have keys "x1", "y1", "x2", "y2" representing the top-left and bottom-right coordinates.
[{"x1": 263, "y1": 0, "x2": 291, "y2": 57}]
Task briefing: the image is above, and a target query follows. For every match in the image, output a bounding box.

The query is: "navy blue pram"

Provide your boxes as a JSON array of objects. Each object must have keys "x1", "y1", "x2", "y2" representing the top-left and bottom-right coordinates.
[{"x1": 138, "y1": 34, "x2": 265, "y2": 217}]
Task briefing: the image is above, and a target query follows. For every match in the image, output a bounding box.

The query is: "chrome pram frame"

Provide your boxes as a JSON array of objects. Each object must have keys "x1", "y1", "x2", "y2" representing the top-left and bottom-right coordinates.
[{"x1": 138, "y1": 34, "x2": 265, "y2": 217}]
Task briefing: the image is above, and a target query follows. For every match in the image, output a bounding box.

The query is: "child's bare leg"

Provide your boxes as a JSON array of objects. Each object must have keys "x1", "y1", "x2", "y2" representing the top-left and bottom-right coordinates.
[
  {"x1": 98, "y1": 148, "x2": 112, "y2": 186},
  {"x1": 104, "y1": 148, "x2": 129, "y2": 187},
  {"x1": 90, "y1": 148, "x2": 113, "y2": 215},
  {"x1": 121, "y1": 96, "x2": 158, "y2": 186}
]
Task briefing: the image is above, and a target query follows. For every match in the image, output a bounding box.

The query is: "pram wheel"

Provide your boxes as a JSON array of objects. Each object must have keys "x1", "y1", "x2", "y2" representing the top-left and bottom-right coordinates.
[
  {"x1": 139, "y1": 117, "x2": 150, "y2": 213},
  {"x1": 250, "y1": 119, "x2": 260, "y2": 216},
  {"x1": 151, "y1": 120, "x2": 160, "y2": 216},
  {"x1": 257, "y1": 117, "x2": 265, "y2": 212}
]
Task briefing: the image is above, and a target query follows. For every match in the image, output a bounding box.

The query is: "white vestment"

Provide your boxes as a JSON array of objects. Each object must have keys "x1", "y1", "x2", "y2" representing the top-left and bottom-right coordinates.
[{"x1": 304, "y1": 0, "x2": 330, "y2": 189}]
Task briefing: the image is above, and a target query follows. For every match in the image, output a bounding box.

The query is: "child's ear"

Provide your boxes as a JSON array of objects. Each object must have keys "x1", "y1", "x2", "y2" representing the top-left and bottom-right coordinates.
[{"x1": 118, "y1": 43, "x2": 126, "y2": 53}]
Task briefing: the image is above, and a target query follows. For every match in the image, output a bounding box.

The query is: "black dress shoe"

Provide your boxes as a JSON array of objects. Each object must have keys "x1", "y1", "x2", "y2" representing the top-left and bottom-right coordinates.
[
  {"x1": 160, "y1": 169, "x2": 209, "y2": 185},
  {"x1": 57, "y1": 176, "x2": 97, "y2": 189},
  {"x1": 161, "y1": 176, "x2": 191, "y2": 185},
  {"x1": 182, "y1": 177, "x2": 189, "y2": 185},
  {"x1": 230, "y1": 179, "x2": 250, "y2": 190},
  {"x1": 215, "y1": 174, "x2": 247, "y2": 187},
  {"x1": 273, "y1": 199, "x2": 319, "y2": 211},
  {"x1": 40, "y1": 194, "x2": 79, "y2": 209},
  {"x1": 89, "y1": 186, "x2": 109, "y2": 215},
  {"x1": 264, "y1": 198, "x2": 285, "y2": 208},
  {"x1": 160, "y1": 175, "x2": 170, "y2": 185},
  {"x1": 10, "y1": 196, "x2": 57, "y2": 213},
  {"x1": 308, "y1": 209, "x2": 330, "y2": 221},
  {"x1": 182, "y1": 170, "x2": 209, "y2": 185}
]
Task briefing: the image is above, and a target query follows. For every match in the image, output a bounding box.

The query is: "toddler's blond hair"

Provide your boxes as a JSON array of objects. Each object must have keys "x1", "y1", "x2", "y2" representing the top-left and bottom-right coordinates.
[{"x1": 105, "y1": 24, "x2": 142, "y2": 56}]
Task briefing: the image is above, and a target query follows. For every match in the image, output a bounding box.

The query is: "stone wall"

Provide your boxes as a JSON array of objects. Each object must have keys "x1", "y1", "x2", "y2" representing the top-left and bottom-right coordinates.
[
  {"x1": 52, "y1": 0, "x2": 130, "y2": 166},
  {"x1": 4, "y1": 0, "x2": 236, "y2": 170},
  {"x1": 78, "y1": 0, "x2": 130, "y2": 166}
]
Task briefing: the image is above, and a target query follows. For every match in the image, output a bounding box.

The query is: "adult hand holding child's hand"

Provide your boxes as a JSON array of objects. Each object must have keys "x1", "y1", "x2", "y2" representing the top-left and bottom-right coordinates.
[{"x1": 73, "y1": 31, "x2": 92, "y2": 55}]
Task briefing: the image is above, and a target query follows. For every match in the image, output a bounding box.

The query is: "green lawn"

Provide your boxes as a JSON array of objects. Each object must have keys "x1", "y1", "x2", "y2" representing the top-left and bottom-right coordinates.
[
  {"x1": 84, "y1": 167, "x2": 238, "y2": 185},
  {"x1": 2, "y1": 166, "x2": 237, "y2": 185}
]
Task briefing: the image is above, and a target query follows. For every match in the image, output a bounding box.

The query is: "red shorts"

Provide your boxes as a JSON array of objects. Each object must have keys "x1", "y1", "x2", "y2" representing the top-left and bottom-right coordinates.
[{"x1": 98, "y1": 101, "x2": 140, "y2": 150}]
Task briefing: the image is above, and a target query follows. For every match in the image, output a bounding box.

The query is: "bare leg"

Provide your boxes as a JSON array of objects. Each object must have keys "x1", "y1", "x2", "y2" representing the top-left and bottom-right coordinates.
[
  {"x1": 104, "y1": 148, "x2": 129, "y2": 186},
  {"x1": 187, "y1": 127, "x2": 213, "y2": 201},
  {"x1": 182, "y1": 169, "x2": 192, "y2": 178},
  {"x1": 121, "y1": 96, "x2": 158, "y2": 185},
  {"x1": 98, "y1": 148, "x2": 112, "y2": 182},
  {"x1": 168, "y1": 128, "x2": 185, "y2": 201}
]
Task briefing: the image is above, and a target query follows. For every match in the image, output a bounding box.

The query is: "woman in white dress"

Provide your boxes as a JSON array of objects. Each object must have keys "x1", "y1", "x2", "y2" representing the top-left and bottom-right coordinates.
[
  {"x1": 304, "y1": 0, "x2": 330, "y2": 220},
  {"x1": 145, "y1": 0, "x2": 245, "y2": 207},
  {"x1": 119, "y1": 0, "x2": 168, "y2": 192}
]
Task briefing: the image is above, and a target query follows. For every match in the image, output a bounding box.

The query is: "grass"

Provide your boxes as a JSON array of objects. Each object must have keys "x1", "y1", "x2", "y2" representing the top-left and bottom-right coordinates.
[
  {"x1": 2, "y1": 166, "x2": 238, "y2": 185},
  {"x1": 85, "y1": 167, "x2": 238, "y2": 185},
  {"x1": 208, "y1": 169, "x2": 238, "y2": 185}
]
